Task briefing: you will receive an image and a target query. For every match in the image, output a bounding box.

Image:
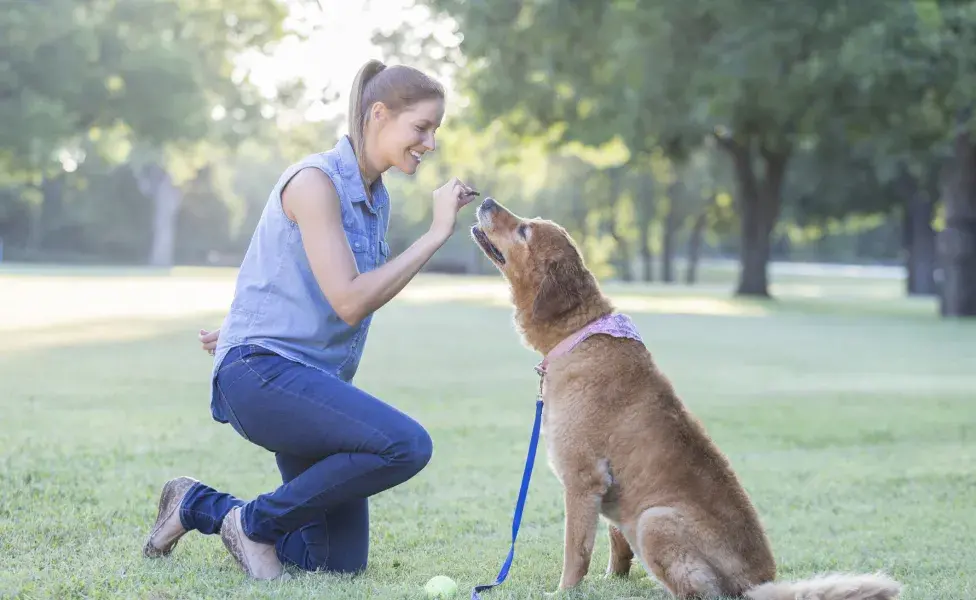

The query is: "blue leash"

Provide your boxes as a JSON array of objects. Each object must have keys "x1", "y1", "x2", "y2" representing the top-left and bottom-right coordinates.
[{"x1": 471, "y1": 396, "x2": 544, "y2": 599}]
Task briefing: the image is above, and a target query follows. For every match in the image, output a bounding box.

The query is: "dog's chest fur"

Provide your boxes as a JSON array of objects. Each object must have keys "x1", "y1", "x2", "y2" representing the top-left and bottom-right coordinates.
[
  {"x1": 535, "y1": 336, "x2": 674, "y2": 532},
  {"x1": 540, "y1": 376, "x2": 625, "y2": 526}
]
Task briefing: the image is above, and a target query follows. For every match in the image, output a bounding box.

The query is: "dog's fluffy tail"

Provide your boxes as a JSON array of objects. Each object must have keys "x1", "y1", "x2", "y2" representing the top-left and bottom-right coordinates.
[{"x1": 743, "y1": 571, "x2": 902, "y2": 600}]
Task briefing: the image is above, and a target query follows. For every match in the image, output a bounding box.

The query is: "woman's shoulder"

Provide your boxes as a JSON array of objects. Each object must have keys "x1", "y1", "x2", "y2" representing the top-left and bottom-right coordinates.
[
  {"x1": 279, "y1": 164, "x2": 343, "y2": 222},
  {"x1": 287, "y1": 139, "x2": 347, "y2": 179},
  {"x1": 281, "y1": 147, "x2": 350, "y2": 193},
  {"x1": 286, "y1": 162, "x2": 338, "y2": 194}
]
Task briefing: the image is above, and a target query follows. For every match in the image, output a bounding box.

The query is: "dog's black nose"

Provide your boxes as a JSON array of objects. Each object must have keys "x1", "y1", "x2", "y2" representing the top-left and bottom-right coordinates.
[{"x1": 481, "y1": 197, "x2": 497, "y2": 211}]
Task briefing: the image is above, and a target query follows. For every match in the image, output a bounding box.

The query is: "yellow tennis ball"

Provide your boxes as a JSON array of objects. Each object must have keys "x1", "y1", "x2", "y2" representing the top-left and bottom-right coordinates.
[{"x1": 424, "y1": 575, "x2": 458, "y2": 598}]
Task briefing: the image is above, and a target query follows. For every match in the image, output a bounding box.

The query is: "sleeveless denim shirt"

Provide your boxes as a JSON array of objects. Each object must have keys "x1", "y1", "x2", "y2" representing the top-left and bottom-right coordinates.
[{"x1": 209, "y1": 135, "x2": 391, "y2": 422}]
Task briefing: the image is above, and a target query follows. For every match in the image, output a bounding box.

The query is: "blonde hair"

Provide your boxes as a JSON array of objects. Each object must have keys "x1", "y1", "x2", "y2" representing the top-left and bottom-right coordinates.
[{"x1": 347, "y1": 59, "x2": 445, "y2": 182}]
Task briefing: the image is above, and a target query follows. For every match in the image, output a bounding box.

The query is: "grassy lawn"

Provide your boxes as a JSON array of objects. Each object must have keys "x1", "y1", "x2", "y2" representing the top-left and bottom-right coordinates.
[{"x1": 1, "y1": 264, "x2": 974, "y2": 599}]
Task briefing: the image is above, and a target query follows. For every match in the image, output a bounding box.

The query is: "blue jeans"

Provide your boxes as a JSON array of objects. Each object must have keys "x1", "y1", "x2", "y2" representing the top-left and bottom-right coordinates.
[{"x1": 178, "y1": 344, "x2": 433, "y2": 573}]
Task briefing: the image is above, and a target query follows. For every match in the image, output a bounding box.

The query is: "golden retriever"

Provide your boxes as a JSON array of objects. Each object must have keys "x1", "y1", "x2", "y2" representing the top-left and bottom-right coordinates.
[{"x1": 470, "y1": 197, "x2": 902, "y2": 600}]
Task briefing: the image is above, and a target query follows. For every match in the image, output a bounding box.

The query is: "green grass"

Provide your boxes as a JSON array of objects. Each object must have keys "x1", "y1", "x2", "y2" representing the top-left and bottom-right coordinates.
[{"x1": 1, "y1": 265, "x2": 975, "y2": 599}]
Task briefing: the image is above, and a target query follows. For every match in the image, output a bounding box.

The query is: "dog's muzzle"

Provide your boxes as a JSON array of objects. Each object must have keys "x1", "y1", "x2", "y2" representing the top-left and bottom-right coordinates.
[{"x1": 476, "y1": 197, "x2": 497, "y2": 227}]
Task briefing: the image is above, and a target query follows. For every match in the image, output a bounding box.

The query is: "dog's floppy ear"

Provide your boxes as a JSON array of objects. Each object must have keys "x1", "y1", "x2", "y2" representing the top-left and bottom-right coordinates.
[{"x1": 532, "y1": 256, "x2": 585, "y2": 322}]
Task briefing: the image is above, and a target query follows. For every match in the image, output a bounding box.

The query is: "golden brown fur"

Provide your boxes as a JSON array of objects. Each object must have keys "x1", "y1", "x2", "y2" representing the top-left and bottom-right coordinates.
[{"x1": 470, "y1": 198, "x2": 901, "y2": 600}]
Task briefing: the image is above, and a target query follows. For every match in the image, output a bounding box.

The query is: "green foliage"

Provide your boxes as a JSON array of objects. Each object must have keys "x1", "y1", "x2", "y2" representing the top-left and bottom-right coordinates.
[
  {"x1": 0, "y1": 0, "x2": 289, "y2": 178},
  {"x1": 2, "y1": 0, "x2": 974, "y2": 293},
  {"x1": 410, "y1": 0, "x2": 976, "y2": 296},
  {"x1": 0, "y1": 0, "x2": 314, "y2": 263}
]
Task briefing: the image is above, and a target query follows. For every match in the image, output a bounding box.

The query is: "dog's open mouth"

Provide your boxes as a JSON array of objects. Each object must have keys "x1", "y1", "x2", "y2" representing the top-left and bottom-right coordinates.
[{"x1": 471, "y1": 225, "x2": 505, "y2": 264}]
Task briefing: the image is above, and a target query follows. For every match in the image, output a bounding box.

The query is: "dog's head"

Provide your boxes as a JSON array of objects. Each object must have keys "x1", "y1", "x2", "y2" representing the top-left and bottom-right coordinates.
[{"x1": 471, "y1": 197, "x2": 609, "y2": 347}]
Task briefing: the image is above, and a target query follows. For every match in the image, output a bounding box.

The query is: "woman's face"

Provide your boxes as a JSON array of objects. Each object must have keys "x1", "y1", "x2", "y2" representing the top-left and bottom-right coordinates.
[{"x1": 371, "y1": 98, "x2": 444, "y2": 176}]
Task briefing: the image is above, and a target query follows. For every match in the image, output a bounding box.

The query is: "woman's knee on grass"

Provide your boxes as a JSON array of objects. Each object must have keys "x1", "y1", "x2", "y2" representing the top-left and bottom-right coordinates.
[
  {"x1": 297, "y1": 548, "x2": 369, "y2": 575},
  {"x1": 324, "y1": 552, "x2": 368, "y2": 575},
  {"x1": 284, "y1": 547, "x2": 368, "y2": 575}
]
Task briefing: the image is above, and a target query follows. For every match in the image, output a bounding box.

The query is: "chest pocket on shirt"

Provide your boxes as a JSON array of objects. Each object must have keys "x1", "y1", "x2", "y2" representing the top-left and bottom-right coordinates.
[{"x1": 346, "y1": 230, "x2": 378, "y2": 273}]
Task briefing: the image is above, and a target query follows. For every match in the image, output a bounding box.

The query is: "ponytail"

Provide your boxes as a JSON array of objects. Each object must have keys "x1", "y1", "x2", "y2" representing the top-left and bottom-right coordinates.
[
  {"x1": 347, "y1": 59, "x2": 445, "y2": 187},
  {"x1": 348, "y1": 59, "x2": 387, "y2": 180}
]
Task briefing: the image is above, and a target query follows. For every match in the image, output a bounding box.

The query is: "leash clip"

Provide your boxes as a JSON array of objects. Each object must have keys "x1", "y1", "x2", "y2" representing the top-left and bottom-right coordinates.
[{"x1": 534, "y1": 364, "x2": 546, "y2": 397}]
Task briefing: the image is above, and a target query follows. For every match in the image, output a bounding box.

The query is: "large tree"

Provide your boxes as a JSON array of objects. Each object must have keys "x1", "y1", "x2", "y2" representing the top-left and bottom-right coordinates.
[
  {"x1": 417, "y1": 0, "x2": 911, "y2": 297},
  {"x1": 839, "y1": 0, "x2": 976, "y2": 314},
  {"x1": 0, "y1": 0, "x2": 293, "y2": 265}
]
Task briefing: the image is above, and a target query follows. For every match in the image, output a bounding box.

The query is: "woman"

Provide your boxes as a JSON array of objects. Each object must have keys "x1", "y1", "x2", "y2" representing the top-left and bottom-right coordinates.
[{"x1": 142, "y1": 59, "x2": 477, "y2": 580}]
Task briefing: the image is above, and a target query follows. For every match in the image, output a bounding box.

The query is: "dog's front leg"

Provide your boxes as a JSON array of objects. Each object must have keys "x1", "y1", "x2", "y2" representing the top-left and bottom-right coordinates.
[{"x1": 557, "y1": 490, "x2": 602, "y2": 590}]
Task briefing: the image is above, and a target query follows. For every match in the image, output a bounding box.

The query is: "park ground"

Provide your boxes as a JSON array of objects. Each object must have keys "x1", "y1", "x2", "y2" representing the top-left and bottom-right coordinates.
[{"x1": 1, "y1": 262, "x2": 974, "y2": 599}]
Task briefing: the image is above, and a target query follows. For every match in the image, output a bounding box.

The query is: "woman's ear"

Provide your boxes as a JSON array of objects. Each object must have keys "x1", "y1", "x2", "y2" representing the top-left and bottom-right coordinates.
[{"x1": 370, "y1": 101, "x2": 388, "y2": 123}]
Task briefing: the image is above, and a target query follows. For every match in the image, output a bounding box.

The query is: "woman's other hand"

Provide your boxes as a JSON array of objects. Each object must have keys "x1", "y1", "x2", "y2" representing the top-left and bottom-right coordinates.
[{"x1": 199, "y1": 328, "x2": 219, "y2": 355}]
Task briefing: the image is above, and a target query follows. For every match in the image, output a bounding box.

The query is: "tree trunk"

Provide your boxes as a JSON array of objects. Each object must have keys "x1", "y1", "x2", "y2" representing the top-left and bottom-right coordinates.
[
  {"x1": 26, "y1": 198, "x2": 44, "y2": 253},
  {"x1": 739, "y1": 211, "x2": 773, "y2": 296},
  {"x1": 720, "y1": 136, "x2": 789, "y2": 298},
  {"x1": 604, "y1": 168, "x2": 633, "y2": 281},
  {"x1": 609, "y1": 231, "x2": 633, "y2": 281},
  {"x1": 134, "y1": 162, "x2": 182, "y2": 268},
  {"x1": 26, "y1": 173, "x2": 65, "y2": 252},
  {"x1": 568, "y1": 178, "x2": 589, "y2": 250},
  {"x1": 39, "y1": 173, "x2": 65, "y2": 249},
  {"x1": 685, "y1": 196, "x2": 713, "y2": 285},
  {"x1": 634, "y1": 171, "x2": 655, "y2": 282},
  {"x1": 938, "y1": 118, "x2": 976, "y2": 317},
  {"x1": 901, "y1": 167, "x2": 937, "y2": 296},
  {"x1": 661, "y1": 185, "x2": 679, "y2": 283}
]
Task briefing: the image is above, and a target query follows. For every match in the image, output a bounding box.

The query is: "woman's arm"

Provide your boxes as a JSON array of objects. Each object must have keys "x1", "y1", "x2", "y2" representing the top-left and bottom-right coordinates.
[{"x1": 283, "y1": 167, "x2": 473, "y2": 326}]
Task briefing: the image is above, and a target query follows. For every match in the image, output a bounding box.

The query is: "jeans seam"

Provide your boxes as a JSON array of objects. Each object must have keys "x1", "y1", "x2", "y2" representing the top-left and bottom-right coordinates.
[
  {"x1": 183, "y1": 508, "x2": 216, "y2": 530},
  {"x1": 177, "y1": 481, "x2": 204, "y2": 531},
  {"x1": 249, "y1": 460, "x2": 390, "y2": 537},
  {"x1": 215, "y1": 352, "x2": 249, "y2": 376},
  {"x1": 239, "y1": 354, "x2": 394, "y2": 448},
  {"x1": 216, "y1": 361, "x2": 251, "y2": 391},
  {"x1": 318, "y1": 513, "x2": 330, "y2": 571},
  {"x1": 290, "y1": 513, "x2": 330, "y2": 571},
  {"x1": 216, "y1": 382, "x2": 253, "y2": 441},
  {"x1": 241, "y1": 508, "x2": 262, "y2": 542}
]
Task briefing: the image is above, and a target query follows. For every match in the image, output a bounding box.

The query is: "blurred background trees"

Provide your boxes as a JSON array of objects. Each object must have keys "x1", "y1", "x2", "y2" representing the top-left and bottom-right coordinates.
[{"x1": 1, "y1": 0, "x2": 974, "y2": 317}]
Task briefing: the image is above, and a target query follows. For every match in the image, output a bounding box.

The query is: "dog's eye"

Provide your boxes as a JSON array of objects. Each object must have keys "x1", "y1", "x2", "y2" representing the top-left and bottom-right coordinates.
[{"x1": 517, "y1": 223, "x2": 528, "y2": 239}]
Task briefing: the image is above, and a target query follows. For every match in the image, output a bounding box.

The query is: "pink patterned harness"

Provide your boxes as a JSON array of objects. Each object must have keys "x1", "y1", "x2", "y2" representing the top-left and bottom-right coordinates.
[{"x1": 534, "y1": 312, "x2": 644, "y2": 379}]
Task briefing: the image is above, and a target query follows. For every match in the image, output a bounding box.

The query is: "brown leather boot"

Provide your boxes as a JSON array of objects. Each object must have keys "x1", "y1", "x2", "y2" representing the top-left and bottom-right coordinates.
[
  {"x1": 220, "y1": 506, "x2": 284, "y2": 580},
  {"x1": 143, "y1": 476, "x2": 198, "y2": 558}
]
